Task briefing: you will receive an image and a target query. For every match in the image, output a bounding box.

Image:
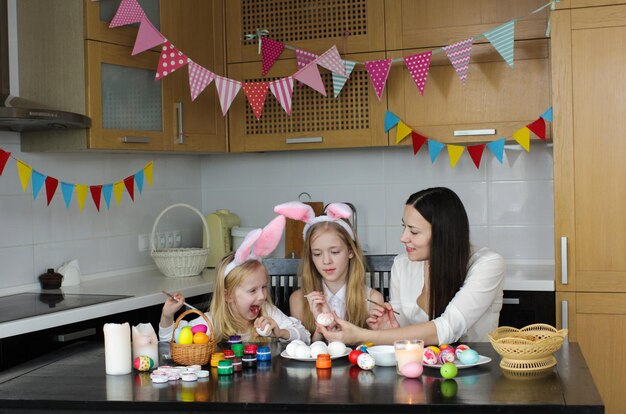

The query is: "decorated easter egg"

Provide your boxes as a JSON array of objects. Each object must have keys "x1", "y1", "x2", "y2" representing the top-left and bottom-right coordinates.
[
  {"x1": 191, "y1": 324, "x2": 208, "y2": 334},
  {"x1": 440, "y1": 362, "x2": 458, "y2": 379},
  {"x1": 356, "y1": 344, "x2": 369, "y2": 353},
  {"x1": 400, "y1": 361, "x2": 423, "y2": 378},
  {"x1": 178, "y1": 326, "x2": 194, "y2": 345},
  {"x1": 133, "y1": 355, "x2": 154, "y2": 371},
  {"x1": 422, "y1": 347, "x2": 438, "y2": 365},
  {"x1": 357, "y1": 353, "x2": 375, "y2": 370},
  {"x1": 349, "y1": 349, "x2": 364, "y2": 365},
  {"x1": 439, "y1": 348, "x2": 455, "y2": 364},
  {"x1": 458, "y1": 349, "x2": 480, "y2": 365},
  {"x1": 439, "y1": 344, "x2": 455, "y2": 354},
  {"x1": 255, "y1": 324, "x2": 272, "y2": 337},
  {"x1": 455, "y1": 344, "x2": 470, "y2": 358},
  {"x1": 426, "y1": 345, "x2": 441, "y2": 355},
  {"x1": 316, "y1": 312, "x2": 334, "y2": 326},
  {"x1": 327, "y1": 341, "x2": 347, "y2": 357}
]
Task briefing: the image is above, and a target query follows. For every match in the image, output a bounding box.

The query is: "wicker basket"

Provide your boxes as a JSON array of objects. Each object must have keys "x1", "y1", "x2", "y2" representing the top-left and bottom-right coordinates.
[
  {"x1": 170, "y1": 309, "x2": 216, "y2": 366},
  {"x1": 151, "y1": 204, "x2": 210, "y2": 278},
  {"x1": 488, "y1": 323, "x2": 568, "y2": 374}
]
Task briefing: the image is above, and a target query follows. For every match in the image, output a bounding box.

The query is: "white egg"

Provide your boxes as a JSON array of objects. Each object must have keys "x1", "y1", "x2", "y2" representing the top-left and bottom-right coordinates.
[
  {"x1": 310, "y1": 340, "x2": 327, "y2": 348},
  {"x1": 291, "y1": 339, "x2": 306, "y2": 346},
  {"x1": 316, "y1": 312, "x2": 334, "y2": 326},
  {"x1": 294, "y1": 344, "x2": 311, "y2": 359},
  {"x1": 255, "y1": 324, "x2": 271, "y2": 337},
  {"x1": 327, "y1": 341, "x2": 347, "y2": 357},
  {"x1": 310, "y1": 343, "x2": 329, "y2": 358},
  {"x1": 286, "y1": 342, "x2": 300, "y2": 357}
]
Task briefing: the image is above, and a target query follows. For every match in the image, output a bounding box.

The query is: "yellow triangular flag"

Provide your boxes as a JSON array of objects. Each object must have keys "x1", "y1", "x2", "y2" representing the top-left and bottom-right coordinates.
[
  {"x1": 447, "y1": 144, "x2": 465, "y2": 168},
  {"x1": 16, "y1": 160, "x2": 32, "y2": 192},
  {"x1": 113, "y1": 181, "x2": 124, "y2": 205},
  {"x1": 395, "y1": 121, "x2": 413, "y2": 144},
  {"x1": 75, "y1": 184, "x2": 88, "y2": 212},
  {"x1": 512, "y1": 127, "x2": 531, "y2": 152},
  {"x1": 144, "y1": 161, "x2": 153, "y2": 187}
]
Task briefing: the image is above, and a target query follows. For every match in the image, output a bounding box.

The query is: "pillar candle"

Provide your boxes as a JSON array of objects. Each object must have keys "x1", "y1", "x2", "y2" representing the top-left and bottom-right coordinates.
[
  {"x1": 131, "y1": 323, "x2": 159, "y2": 366},
  {"x1": 104, "y1": 322, "x2": 132, "y2": 375}
]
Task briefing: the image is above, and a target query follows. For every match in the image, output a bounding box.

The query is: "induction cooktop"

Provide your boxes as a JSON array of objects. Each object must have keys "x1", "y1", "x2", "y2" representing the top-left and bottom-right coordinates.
[{"x1": 0, "y1": 292, "x2": 131, "y2": 324}]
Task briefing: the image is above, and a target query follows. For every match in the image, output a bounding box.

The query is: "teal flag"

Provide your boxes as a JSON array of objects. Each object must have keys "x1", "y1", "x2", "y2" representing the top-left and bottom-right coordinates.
[
  {"x1": 484, "y1": 20, "x2": 515, "y2": 67},
  {"x1": 384, "y1": 111, "x2": 401, "y2": 133},
  {"x1": 332, "y1": 60, "x2": 356, "y2": 98},
  {"x1": 102, "y1": 184, "x2": 113, "y2": 209},
  {"x1": 61, "y1": 182, "x2": 74, "y2": 209},
  {"x1": 428, "y1": 140, "x2": 446, "y2": 163},
  {"x1": 487, "y1": 138, "x2": 506, "y2": 164},
  {"x1": 31, "y1": 171, "x2": 46, "y2": 200}
]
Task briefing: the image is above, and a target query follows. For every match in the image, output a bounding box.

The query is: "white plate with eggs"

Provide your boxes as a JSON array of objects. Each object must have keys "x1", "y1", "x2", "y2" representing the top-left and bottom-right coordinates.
[
  {"x1": 280, "y1": 348, "x2": 352, "y2": 362},
  {"x1": 281, "y1": 340, "x2": 352, "y2": 362},
  {"x1": 424, "y1": 355, "x2": 492, "y2": 369}
]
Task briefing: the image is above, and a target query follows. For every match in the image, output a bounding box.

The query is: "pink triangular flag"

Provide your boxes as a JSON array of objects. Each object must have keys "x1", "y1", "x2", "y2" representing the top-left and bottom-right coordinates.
[
  {"x1": 132, "y1": 16, "x2": 165, "y2": 55},
  {"x1": 295, "y1": 48, "x2": 318, "y2": 88},
  {"x1": 214, "y1": 76, "x2": 242, "y2": 115},
  {"x1": 316, "y1": 45, "x2": 347, "y2": 76},
  {"x1": 269, "y1": 77, "x2": 294, "y2": 115},
  {"x1": 242, "y1": 81, "x2": 270, "y2": 120},
  {"x1": 293, "y1": 62, "x2": 326, "y2": 96},
  {"x1": 261, "y1": 38, "x2": 285, "y2": 76},
  {"x1": 443, "y1": 38, "x2": 473, "y2": 83},
  {"x1": 187, "y1": 61, "x2": 215, "y2": 101},
  {"x1": 364, "y1": 59, "x2": 392, "y2": 101},
  {"x1": 155, "y1": 41, "x2": 189, "y2": 80},
  {"x1": 109, "y1": 0, "x2": 144, "y2": 28},
  {"x1": 404, "y1": 51, "x2": 432, "y2": 96}
]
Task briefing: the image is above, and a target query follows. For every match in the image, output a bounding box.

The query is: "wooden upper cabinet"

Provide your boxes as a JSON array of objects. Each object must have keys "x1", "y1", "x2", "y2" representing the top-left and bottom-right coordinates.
[
  {"x1": 228, "y1": 52, "x2": 388, "y2": 152},
  {"x1": 224, "y1": 0, "x2": 385, "y2": 64},
  {"x1": 556, "y1": 0, "x2": 626, "y2": 9},
  {"x1": 385, "y1": 0, "x2": 550, "y2": 50},
  {"x1": 387, "y1": 39, "x2": 550, "y2": 145}
]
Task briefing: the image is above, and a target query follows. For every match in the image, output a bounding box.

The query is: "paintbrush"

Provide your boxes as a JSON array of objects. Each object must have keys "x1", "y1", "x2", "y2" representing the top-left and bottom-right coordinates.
[
  {"x1": 366, "y1": 298, "x2": 400, "y2": 315},
  {"x1": 162, "y1": 290, "x2": 200, "y2": 312}
]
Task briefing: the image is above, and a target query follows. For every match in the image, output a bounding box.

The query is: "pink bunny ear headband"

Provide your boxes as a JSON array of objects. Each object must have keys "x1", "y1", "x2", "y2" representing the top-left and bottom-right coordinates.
[
  {"x1": 224, "y1": 215, "x2": 286, "y2": 278},
  {"x1": 274, "y1": 201, "x2": 354, "y2": 240}
]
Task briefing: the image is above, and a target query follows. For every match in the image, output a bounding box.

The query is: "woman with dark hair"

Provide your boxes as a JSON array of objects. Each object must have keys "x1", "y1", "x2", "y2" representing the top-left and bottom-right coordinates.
[{"x1": 318, "y1": 187, "x2": 505, "y2": 346}]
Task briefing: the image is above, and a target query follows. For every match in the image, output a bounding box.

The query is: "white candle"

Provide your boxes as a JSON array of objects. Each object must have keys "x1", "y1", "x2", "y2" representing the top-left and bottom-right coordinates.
[
  {"x1": 104, "y1": 322, "x2": 132, "y2": 375},
  {"x1": 132, "y1": 323, "x2": 159, "y2": 367}
]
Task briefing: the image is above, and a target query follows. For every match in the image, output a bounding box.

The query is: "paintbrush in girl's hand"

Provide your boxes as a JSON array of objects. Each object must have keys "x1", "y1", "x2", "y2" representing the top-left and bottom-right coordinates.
[
  {"x1": 162, "y1": 290, "x2": 200, "y2": 311},
  {"x1": 366, "y1": 298, "x2": 400, "y2": 315}
]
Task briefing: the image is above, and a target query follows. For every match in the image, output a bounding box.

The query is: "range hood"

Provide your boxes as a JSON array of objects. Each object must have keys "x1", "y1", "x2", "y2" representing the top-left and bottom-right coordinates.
[{"x1": 0, "y1": 0, "x2": 90, "y2": 132}]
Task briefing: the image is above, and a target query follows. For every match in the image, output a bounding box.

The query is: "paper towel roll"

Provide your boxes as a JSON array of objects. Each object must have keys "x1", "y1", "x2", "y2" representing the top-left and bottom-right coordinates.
[{"x1": 104, "y1": 322, "x2": 132, "y2": 375}]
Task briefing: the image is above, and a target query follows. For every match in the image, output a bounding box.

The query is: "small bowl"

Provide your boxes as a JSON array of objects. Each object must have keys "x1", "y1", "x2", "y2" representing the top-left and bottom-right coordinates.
[{"x1": 367, "y1": 345, "x2": 396, "y2": 367}]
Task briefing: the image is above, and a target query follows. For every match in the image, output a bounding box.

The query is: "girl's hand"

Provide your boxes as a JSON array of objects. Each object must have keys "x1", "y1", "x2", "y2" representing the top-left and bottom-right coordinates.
[
  {"x1": 255, "y1": 316, "x2": 290, "y2": 340},
  {"x1": 317, "y1": 312, "x2": 365, "y2": 345},
  {"x1": 162, "y1": 291, "x2": 185, "y2": 320},
  {"x1": 366, "y1": 303, "x2": 400, "y2": 330},
  {"x1": 304, "y1": 291, "x2": 330, "y2": 318}
]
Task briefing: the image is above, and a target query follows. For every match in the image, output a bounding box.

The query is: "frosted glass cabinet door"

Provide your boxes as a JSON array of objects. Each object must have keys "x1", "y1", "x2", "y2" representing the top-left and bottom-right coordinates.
[{"x1": 85, "y1": 0, "x2": 161, "y2": 47}]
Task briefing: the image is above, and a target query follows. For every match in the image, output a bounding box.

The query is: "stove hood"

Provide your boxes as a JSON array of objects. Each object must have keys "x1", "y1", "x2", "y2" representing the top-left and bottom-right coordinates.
[{"x1": 0, "y1": 0, "x2": 91, "y2": 132}]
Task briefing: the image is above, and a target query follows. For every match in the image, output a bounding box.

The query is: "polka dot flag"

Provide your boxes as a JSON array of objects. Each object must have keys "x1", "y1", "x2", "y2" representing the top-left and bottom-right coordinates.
[
  {"x1": 443, "y1": 38, "x2": 473, "y2": 83},
  {"x1": 155, "y1": 41, "x2": 189, "y2": 80},
  {"x1": 109, "y1": 0, "x2": 144, "y2": 28},
  {"x1": 403, "y1": 51, "x2": 432, "y2": 96},
  {"x1": 364, "y1": 59, "x2": 392, "y2": 101},
  {"x1": 261, "y1": 38, "x2": 285, "y2": 76},
  {"x1": 242, "y1": 81, "x2": 270, "y2": 120}
]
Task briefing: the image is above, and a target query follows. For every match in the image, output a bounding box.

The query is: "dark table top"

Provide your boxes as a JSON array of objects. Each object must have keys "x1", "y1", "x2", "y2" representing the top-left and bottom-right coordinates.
[{"x1": 0, "y1": 341, "x2": 603, "y2": 414}]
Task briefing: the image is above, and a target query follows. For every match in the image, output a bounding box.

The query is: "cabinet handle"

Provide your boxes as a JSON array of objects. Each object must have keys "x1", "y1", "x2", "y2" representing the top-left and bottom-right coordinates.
[
  {"x1": 453, "y1": 129, "x2": 496, "y2": 137},
  {"x1": 175, "y1": 102, "x2": 184, "y2": 144},
  {"x1": 503, "y1": 298, "x2": 520, "y2": 305},
  {"x1": 561, "y1": 300, "x2": 568, "y2": 330},
  {"x1": 286, "y1": 137, "x2": 323, "y2": 144},
  {"x1": 561, "y1": 236, "x2": 568, "y2": 285},
  {"x1": 53, "y1": 327, "x2": 96, "y2": 342},
  {"x1": 121, "y1": 136, "x2": 150, "y2": 144}
]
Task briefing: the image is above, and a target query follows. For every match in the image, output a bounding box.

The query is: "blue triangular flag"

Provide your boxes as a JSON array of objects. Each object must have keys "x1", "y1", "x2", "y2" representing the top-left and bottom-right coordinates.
[
  {"x1": 31, "y1": 171, "x2": 46, "y2": 200},
  {"x1": 332, "y1": 60, "x2": 356, "y2": 98},
  {"x1": 384, "y1": 111, "x2": 401, "y2": 133},
  {"x1": 102, "y1": 184, "x2": 113, "y2": 209},
  {"x1": 134, "y1": 170, "x2": 145, "y2": 194},
  {"x1": 61, "y1": 182, "x2": 74, "y2": 209},
  {"x1": 487, "y1": 138, "x2": 506, "y2": 163},
  {"x1": 484, "y1": 20, "x2": 515, "y2": 67},
  {"x1": 541, "y1": 107, "x2": 553, "y2": 122},
  {"x1": 427, "y1": 140, "x2": 446, "y2": 163}
]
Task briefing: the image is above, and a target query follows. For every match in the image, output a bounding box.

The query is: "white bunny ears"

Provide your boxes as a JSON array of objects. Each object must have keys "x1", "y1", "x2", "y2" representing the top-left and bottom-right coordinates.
[
  {"x1": 274, "y1": 201, "x2": 354, "y2": 240},
  {"x1": 223, "y1": 215, "x2": 286, "y2": 278}
]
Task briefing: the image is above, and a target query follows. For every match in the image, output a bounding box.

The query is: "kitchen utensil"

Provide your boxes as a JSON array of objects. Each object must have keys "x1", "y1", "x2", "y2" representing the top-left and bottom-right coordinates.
[
  {"x1": 284, "y1": 196, "x2": 323, "y2": 258},
  {"x1": 204, "y1": 209, "x2": 241, "y2": 268},
  {"x1": 161, "y1": 290, "x2": 200, "y2": 311},
  {"x1": 38, "y1": 268, "x2": 63, "y2": 289}
]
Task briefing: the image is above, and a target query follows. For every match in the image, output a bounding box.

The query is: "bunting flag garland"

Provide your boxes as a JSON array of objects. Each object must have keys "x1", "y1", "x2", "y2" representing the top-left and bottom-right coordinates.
[
  {"x1": 261, "y1": 37, "x2": 285, "y2": 76},
  {"x1": 0, "y1": 148, "x2": 10, "y2": 175},
  {"x1": 188, "y1": 61, "x2": 215, "y2": 101},
  {"x1": 32, "y1": 171, "x2": 45, "y2": 201},
  {"x1": 316, "y1": 45, "x2": 347, "y2": 76},
  {"x1": 132, "y1": 16, "x2": 165, "y2": 56},
  {"x1": 443, "y1": 38, "x2": 473, "y2": 83},
  {"x1": 90, "y1": 185, "x2": 102, "y2": 212},
  {"x1": 215, "y1": 76, "x2": 242, "y2": 115},
  {"x1": 404, "y1": 51, "x2": 432, "y2": 96},
  {"x1": 364, "y1": 59, "x2": 392, "y2": 101},
  {"x1": 17, "y1": 161, "x2": 31, "y2": 192},
  {"x1": 295, "y1": 48, "x2": 319, "y2": 70},
  {"x1": 114, "y1": 182, "x2": 125, "y2": 205},
  {"x1": 242, "y1": 81, "x2": 270, "y2": 120},
  {"x1": 102, "y1": 184, "x2": 114, "y2": 209},
  {"x1": 484, "y1": 20, "x2": 516, "y2": 67},
  {"x1": 61, "y1": 182, "x2": 74, "y2": 209},
  {"x1": 144, "y1": 161, "x2": 154, "y2": 187},
  {"x1": 76, "y1": 184, "x2": 88, "y2": 212},
  {"x1": 134, "y1": 170, "x2": 145, "y2": 194},
  {"x1": 293, "y1": 62, "x2": 326, "y2": 96},
  {"x1": 109, "y1": 0, "x2": 144, "y2": 28},
  {"x1": 155, "y1": 41, "x2": 189, "y2": 80},
  {"x1": 124, "y1": 176, "x2": 135, "y2": 201},
  {"x1": 332, "y1": 60, "x2": 356, "y2": 98},
  {"x1": 385, "y1": 108, "x2": 551, "y2": 169},
  {"x1": 269, "y1": 77, "x2": 295, "y2": 115}
]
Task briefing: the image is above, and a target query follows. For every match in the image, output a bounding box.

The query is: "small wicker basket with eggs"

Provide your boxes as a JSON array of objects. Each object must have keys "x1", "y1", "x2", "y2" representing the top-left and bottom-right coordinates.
[{"x1": 170, "y1": 309, "x2": 216, "y2": 366}]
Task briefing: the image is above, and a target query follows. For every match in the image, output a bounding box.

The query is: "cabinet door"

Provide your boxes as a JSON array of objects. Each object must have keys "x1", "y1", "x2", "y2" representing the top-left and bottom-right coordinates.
[
  {"x1": 552, "y1": 6, "x2": 626, "y2": 293},
  {"x1": 84, "y1": 0, "x2": 162, "y2": 47},
  {"x1": 227, "y1": 52, "x2": 388, "y2": 152},
  {"x1": 557, "y1": 0, "x2": 626, "y2": 9},
  {"x1": 387, "y1": 39, "x2": 550, "y2": 145},
  {"x1": 385, "y1": 0, "x2": 549, "y2": 50},
  {"x1": 225, "y1": 0, "x2": 385, "y2": 64},
  {"x1": 160, "y1": 0, "x2": 227, "y2": 152},
  {"x1": 85, "y1": 41, "x2": 172, "y2": 150}
]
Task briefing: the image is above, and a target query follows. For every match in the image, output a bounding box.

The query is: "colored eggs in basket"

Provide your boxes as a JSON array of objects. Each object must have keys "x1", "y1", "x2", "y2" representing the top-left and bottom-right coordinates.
[
  {"x1": 178, "y1": 326, "x2": 194, "y2": 345},
  {"x1": 193, "y1": 332, "x2": 209, "y2": 344},
  {"x1": 191, "y1": 324, "x2": 208, "y2": 334}
]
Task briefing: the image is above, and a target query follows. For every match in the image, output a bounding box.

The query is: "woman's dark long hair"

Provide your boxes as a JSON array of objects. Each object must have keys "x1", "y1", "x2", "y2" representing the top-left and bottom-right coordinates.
[{"x1": 406, "y1": 187, "x2": 470, "y2": 320}]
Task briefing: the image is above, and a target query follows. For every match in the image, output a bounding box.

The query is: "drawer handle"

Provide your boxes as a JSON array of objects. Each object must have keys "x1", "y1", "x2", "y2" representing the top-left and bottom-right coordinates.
[
  {"x1": 453, "y1": 129, "x2": 496, "y2": 137},
  {"x1": 121, "y1": 136, "x2": 151, "y2": 144},
  {"x1": 175, "y1": 102, "x2": 184, "y2": 144},
  {"x1": 53, "y1": 327, "x2": 96, "y2": 342},
  {"x1": 503, "y1": 298, "x2": 520, "y2": 305},
  {"x1": 286, "y1": 137, "x2": 323, "y2": 144},
  {"x1": 561, "y1": 236, "x2": 568, "y2": 285}
]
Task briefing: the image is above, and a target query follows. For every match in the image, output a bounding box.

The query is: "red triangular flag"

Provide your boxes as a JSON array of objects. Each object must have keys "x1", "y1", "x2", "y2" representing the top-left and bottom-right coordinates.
[
  {"x1": 411, "y1": 131, "x2": 427, "y2": 155},
  {"x1": 467, "y1": 144, "x2": 486, "y2": 169},
  {"x1": 123, "y1": 176, "x2": 135, "y2": 201},
  {"x1": 109, "y1": 0, "x2": 144, "y2": 28},
  {"x1": 261, "y1": 38, "x2": 285, "y2": 76},
  {"x1": 155, "y1": 41, "x2": 189, "y2": 80},
  {"x1": 90, "y1": 185, "x2": 102, "y2": 212},
  {"x1": 0, "y1": 148, "x2": 10, "y2": 175},
  {"x1": 242, "y1": 81, "x2": 270, "y2": 120},
  {"x1": 527, "y1": 117, "x2": 547, "y2": 141},
  {"x1": 44, "y1": 176, "x2": 59, "y2": 206}
]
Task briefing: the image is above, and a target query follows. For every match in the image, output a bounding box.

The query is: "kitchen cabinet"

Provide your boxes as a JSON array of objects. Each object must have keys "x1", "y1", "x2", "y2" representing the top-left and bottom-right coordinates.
[
  {"x1": 499, "y1": 290, "x2": 555, "y2": 328},
  {"x1": 227, "y1": 53, "x2": 388, "y2": 152},
  {"x1": 387, "y1": 39, "x2": 551, "y2": 145},
  {"x1": 224, "y1": 0, "x2": 385, "y2": 64},
  {"x1": 385, "y1": 0, "x2": 550, "y2": 51},
  {"x1": 556, "y1": 0, "x2": 626, "y2": 9},
  {"x1": 18, "y1": 0, "x2": 227, "y2": 153},
  {"x1": 552, "y1": 5, "x2": 626, "y2": 414}
]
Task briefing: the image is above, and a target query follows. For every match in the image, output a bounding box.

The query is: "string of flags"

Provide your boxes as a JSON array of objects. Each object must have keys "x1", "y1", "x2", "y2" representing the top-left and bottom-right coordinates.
[
  {"x1": 385, "y1": 107, "x2": 553, "y2": 169},
  {"x1": 0, "y1": 147, "x2": 153, "y2": 212},
  {"x1": 108, "y1": 0, "x2": 557, "y2": 121}
]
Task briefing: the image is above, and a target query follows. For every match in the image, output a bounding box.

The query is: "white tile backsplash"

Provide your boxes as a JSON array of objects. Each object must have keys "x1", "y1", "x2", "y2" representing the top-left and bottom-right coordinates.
[{"x1": 0, "y1": 129, "x2": 555, "y2": 289}]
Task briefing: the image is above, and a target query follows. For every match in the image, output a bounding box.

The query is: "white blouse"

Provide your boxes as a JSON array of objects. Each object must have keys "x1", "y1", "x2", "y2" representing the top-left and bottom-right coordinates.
[
  {"x1": 388, "y1": 247, "x2": 505, "y2": 345},
  {"x1": 322, "y1": 282, "x2": 373, "y2": 319}
]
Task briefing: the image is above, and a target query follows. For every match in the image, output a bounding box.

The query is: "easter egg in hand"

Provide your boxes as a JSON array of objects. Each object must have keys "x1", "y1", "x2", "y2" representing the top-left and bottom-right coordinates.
[
  {"x1": 179, "y1": 326, "x2": 194, "y2": 345},
  {"x1": 440, "y1": 362, "x2": 458, "y2": 379},
  {"x1": 349, "y1": 349, "x2": 364, "y2": 365},
  {"x1": 400, "y1": 361, "x2": 423, "y2": 378}
]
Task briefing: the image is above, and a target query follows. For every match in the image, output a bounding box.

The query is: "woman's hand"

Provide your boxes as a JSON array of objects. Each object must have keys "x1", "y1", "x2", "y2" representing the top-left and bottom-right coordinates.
[
  {"x1": 366, "y1": 303, "x2": 400, "y2": 330},
  {"x1": 304, "y1": 291, "x2": 331, "y2": 318},
  {"x1": 317, "y1": 312, "x2": 365, "y2": 345},
  {"x1": 255, "y1": 316, "x2": 289, "y2": 340}
]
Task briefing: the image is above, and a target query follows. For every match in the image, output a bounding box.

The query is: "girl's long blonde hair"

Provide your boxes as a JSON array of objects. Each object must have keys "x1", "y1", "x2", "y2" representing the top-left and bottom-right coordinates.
[
  {"x1": 298, "y1": 221, "x2": 369, "y2": 333},
  {"x1": 210, "y1": 253, "x2": 272, "y2": 343}
]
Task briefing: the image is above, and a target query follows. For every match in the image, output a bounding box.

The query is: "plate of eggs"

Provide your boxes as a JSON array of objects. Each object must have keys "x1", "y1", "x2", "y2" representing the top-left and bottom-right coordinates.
[
  {"x1": 422, "y1": 344, "x2": 491, "y2": 369},
  {"x1": 281, "y1": 340, "x2": 351, "y2": 362}
]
